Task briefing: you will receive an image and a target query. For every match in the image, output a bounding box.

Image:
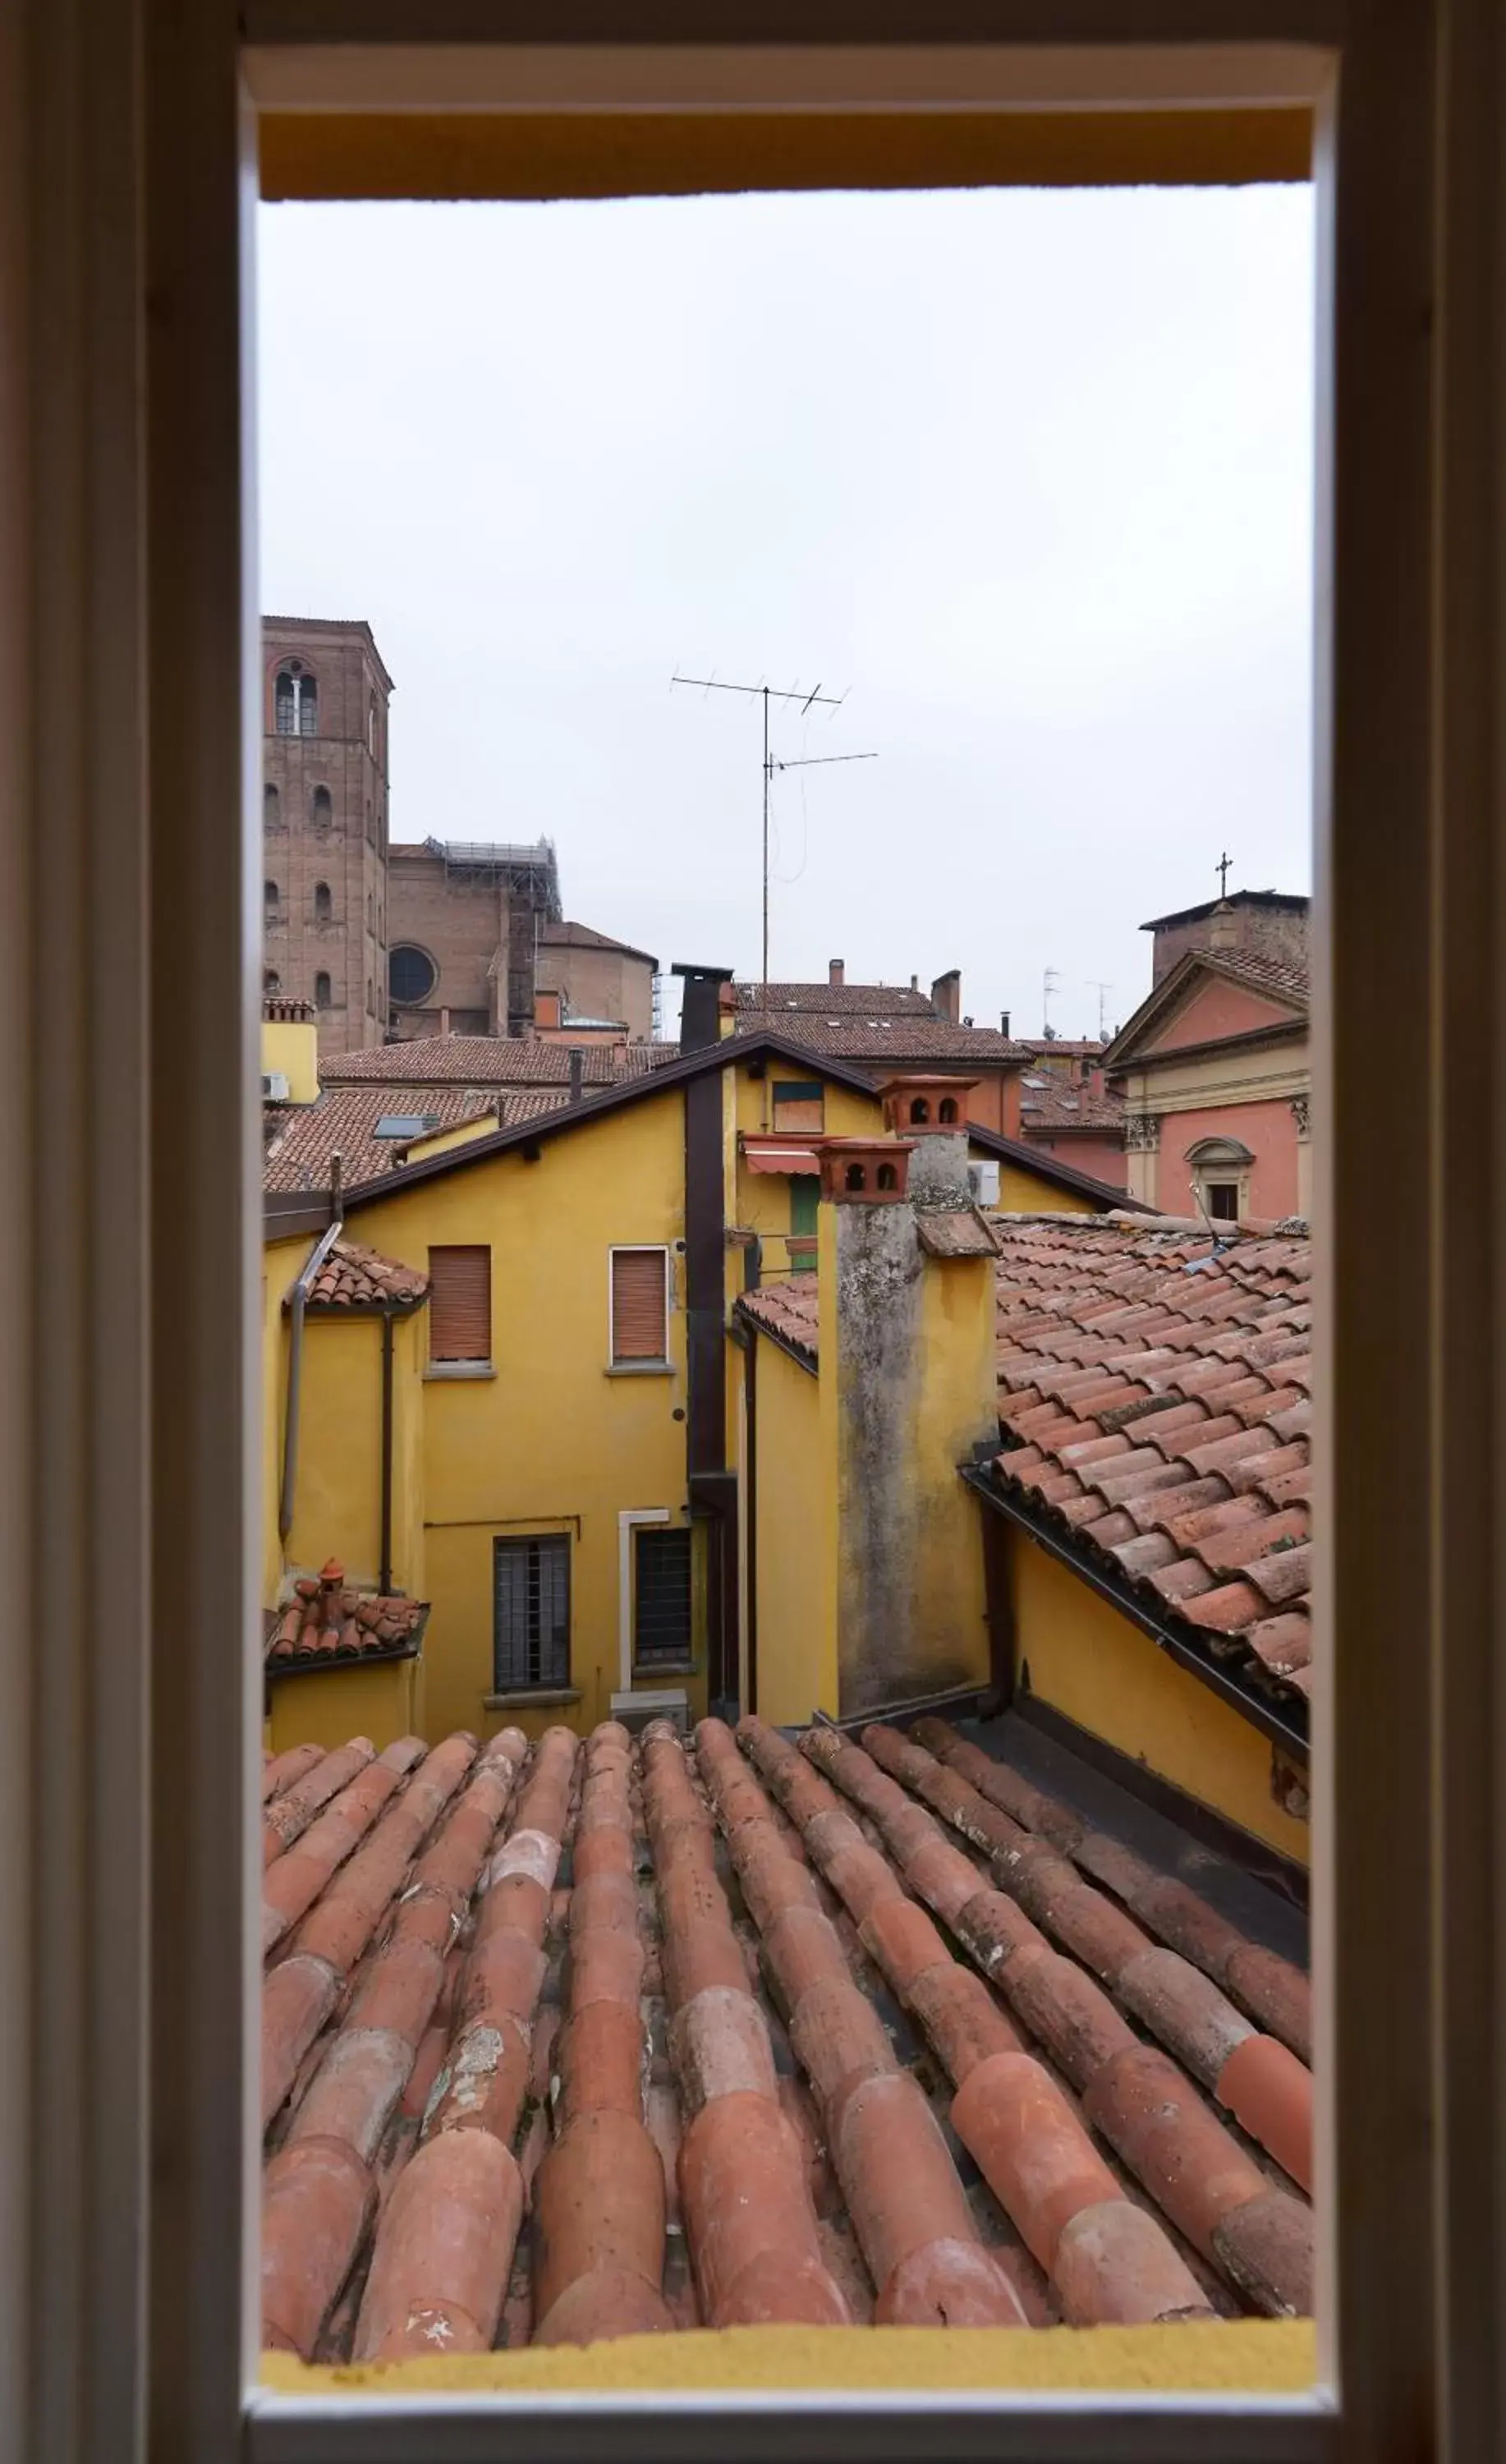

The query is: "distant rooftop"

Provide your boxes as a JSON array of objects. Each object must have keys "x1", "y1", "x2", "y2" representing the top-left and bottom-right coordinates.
[{"x1": 1141, "y1": 890, "x2": 1310, "y2": 934}]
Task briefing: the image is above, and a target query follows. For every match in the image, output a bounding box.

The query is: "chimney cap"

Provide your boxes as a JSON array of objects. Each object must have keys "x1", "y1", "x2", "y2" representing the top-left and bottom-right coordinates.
[
  {"x1": 829, "y1": 958, "x2": 846, "y2": 985},
  {"x1": 818, "y1": 1137, "x2": 916, "y2": 1205},
  {"x1": 876, "y1": 1073, "x2": 976, "y2": 1135},
  {"x1": 671, "y1": 961, "x2": 735, "y2": 981}
]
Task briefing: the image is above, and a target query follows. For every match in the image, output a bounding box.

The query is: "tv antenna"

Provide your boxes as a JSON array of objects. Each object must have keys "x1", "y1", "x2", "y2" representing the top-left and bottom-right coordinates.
[
  {"x1": 672, "y1": 673, "x2": 876, "y2": 992},
  {"x1": 1042, "y1": 966, "x2": 1062, "y2": 1038},
  {"x1": 1086, "y1": 979, "x2": 1113, "y2": 1041}
]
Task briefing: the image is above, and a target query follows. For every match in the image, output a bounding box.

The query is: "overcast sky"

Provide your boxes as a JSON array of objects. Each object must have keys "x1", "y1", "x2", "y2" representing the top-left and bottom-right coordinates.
[{"x1": 258, "y1": 186, "x2": 1314, "y2": 1041}]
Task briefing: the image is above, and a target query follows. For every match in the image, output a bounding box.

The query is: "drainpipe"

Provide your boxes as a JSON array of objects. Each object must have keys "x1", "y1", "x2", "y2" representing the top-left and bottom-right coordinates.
[
  {"x1": 379, "y1": 1308, "x2": 395, "y2": 1596},
  {"x1": 278, "y1": 1153, "x2": 344, "y2": 1544}
]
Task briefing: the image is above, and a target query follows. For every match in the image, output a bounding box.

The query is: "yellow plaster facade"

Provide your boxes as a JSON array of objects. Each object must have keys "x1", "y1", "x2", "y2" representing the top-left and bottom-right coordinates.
[
  {"x1": 261, "y1": 1013, "x2": 319, "y2": 1104},
  {"x1": 740, "y1": 1331, "x2": 834, "y2": 1725},
  {"x1": 1009, "y1": 1533, "x2": 1310, "y2": 1864},
  {"x1": 350, "y1": 1087, "x2": 697, "y2": 1743},
  {"x1": 265, "y1": 1652, "x2": 424, "y2": 1758}
]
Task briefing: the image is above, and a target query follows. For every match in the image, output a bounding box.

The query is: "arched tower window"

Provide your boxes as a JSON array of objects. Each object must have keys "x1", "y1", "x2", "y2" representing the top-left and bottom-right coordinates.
[
  {"x1": 315, "y1": 972, "x2": 332, "y2": 1009},
  {"x1": 264, "y1": 969, "x2": 280, "y2": 994},
  {"x1": 274, "y1": 661, "x2": 318, "y2": 737},
  {"x1": 314, "y1": 881, "x2": 332, "y2": 923},
  {"x1": 368, "y1": 693, "x2": 379, "y2": 756},
  {"x1": 908, "y1": 1097, "x2": 930, "y2": 1125},
  {"x1": 845, "y1": 1163, "x2": 867, "y2": 1193},
  {"x1": 939, "y1": 1096, "x2": 958, "y2": 1124},
  {"x1": 264, "y1": 879, "x2": 279, "y2": 914},
  {"x1": 876, "y1": 1163, "x2": 898, "y2": 1191},
  {"x1": 310, "y1": 785, "x2": 333, "y2": 828},
  {"x1": 263, "y1": 782, "x2": 280, "y2": 828}
]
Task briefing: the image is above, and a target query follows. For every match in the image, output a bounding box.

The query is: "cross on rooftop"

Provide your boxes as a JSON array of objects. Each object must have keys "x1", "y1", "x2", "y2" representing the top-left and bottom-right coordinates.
[{"x1": 1217, "y1": 851, "x2": 1233, "y2": 897}]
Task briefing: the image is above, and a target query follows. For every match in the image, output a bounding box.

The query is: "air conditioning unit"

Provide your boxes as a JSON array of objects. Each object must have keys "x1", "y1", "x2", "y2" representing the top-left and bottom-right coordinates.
[
  {"x1": 967, "y1": 1160, "x2": 1001, "y2": 1207},
  {"x1": 262, "y1": 1071, "x2": 291, "y2": 1101}
]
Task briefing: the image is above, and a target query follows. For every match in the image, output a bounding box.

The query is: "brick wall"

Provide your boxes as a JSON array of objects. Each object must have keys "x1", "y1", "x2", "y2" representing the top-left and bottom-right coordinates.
[
  {"x1": 536, "y1": 936, "x2": 656, "y2": 1039},
  {"x1": 1150, "y1": 895, "x2": 1310, "y2": 986},
  {"x1": 385, "y1": 849, "x2": 509, "y2": 1035},
  {"x1": 262, "y1": 618, "x2": 392, "y2": 1055}
]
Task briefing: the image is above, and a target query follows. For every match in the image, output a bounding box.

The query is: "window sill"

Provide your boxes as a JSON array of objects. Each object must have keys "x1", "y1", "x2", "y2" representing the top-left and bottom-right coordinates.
[
  {"x1": 424, "y1": 1361, "x2": 496, "y2": 1381},
  {"x1": 604, "y1": 1359, "x2": 673, "y2": 1378},
  {"x1": 484, "y1": 1686, "x2": 581, "y2": 1711},
  {"x1": 632, "y1": 1662, "x2": 700, "y2": 1681}
]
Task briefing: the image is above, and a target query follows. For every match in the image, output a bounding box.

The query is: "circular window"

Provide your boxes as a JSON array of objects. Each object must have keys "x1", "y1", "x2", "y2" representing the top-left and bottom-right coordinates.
[{"x1": 388, "y1": 945, "x2": 437, "y2": 1007}]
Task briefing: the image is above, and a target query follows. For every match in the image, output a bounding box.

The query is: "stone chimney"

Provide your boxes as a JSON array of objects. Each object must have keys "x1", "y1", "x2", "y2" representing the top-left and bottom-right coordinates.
[
  {"x1": 829, "y1": 958, "x2": 845, "y2": 987},
  {"x1": 930, "y1": 968, "x2": 962, "y2": 1025},
  {"x1": 1207, "y1": 900, "x2": 1240, "y2": 953},
  {"x1": 812, "y1": 1129, "x2": 998, "y2": 1722},
  {"x1": 1000, "y1": 1010, "x2": 1011, "y2": 1037}
]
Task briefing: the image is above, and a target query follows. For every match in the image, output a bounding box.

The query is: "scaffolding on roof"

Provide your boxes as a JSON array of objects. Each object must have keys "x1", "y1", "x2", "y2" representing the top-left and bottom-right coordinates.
[{"x1": 421, "y1": 836, "x2": 563, "y2": 920}]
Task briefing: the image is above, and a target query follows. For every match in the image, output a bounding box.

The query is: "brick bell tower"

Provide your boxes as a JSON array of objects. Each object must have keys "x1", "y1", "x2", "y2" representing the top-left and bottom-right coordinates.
[{"x1": 261, "y1": 616, "x2": 394, "y2": 1055}]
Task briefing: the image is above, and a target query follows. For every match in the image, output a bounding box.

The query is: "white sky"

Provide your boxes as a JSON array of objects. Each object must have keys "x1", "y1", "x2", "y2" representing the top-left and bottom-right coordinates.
[{"x1": 257, "y1": 186, "x2": 1314, "y2": 1041}]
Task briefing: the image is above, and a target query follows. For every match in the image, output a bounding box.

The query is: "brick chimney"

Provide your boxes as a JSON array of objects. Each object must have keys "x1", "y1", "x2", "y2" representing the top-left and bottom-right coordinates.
[
  {"x1": 829, "y1": 958, "x2": 845, "y2": 987},
  {"x1": 930, "y1": 969, "x2": 962, "y2": 1025}
]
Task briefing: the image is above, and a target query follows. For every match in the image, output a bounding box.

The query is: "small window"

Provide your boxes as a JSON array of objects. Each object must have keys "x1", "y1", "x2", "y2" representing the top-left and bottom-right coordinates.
[
  {"x1": 263, "y1": 781, "x2": 280, "y2": 827},
  {"x1": 264, "y1": 879, "x2": 278, "y2": 913},
  {"x1": 375, "y1": 1113, "x2": 440, "y2": 1140},
  {"x1": 314, "y1": 972, "x2": 332, "y2": 1009},
  {"x1": 845, "y1": 1162, "x2": 866, "y2": 1193},
  {"x1": 908, "y1": 1097, "x2": 930, "y2": 1125},
  {"x1": 263, "y1": 969, "x2": 280, "y2": 994},
  {"x1": 771, "y1": 1078, "x2": 824, "y2": 1133},
  {"x1": 876, "y1": 1162, "x2": 898, "y2": 1191},
  {"x1": 634, "y1": 1526, "x2": 693, "y2": 1672},
  {"x1": 390, "y1": 944, "x2": 437, "y2": 1007},
  {"x1": 311, "y1": 785, "x2": 333, "y2": 828},
  {"x1": 368, "y1": 692, "x2": 379, "y2": 756},
  {"x1": 611, "y1": 1247, "x2": 668, "y2": 1363},
  {"x1": 493, "y1": 1534, "x2": 570, "y2": 1694},
  {"x1": 1206, "y1": 1181, "x2": 1240, "y2": 1221},
  {"x1": 938, "y1": 1096, "x2": 959, "y2": 1124},
  {"x1": 429, "y1": 1245, "x2": 491, "y2": 1363},
  {"x1": 314, "y1": 881, "x2": 332, "y2": 922}
]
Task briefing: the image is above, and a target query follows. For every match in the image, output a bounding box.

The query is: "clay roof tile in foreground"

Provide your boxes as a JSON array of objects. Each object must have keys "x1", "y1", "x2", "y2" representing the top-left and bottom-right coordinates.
[
  {"x1": 984, "y1": 1217, "x2": 1314, "y2": 1728},
  {"x1": 259, "y1": 1712, "x2": 1311, "y2": 2361}
]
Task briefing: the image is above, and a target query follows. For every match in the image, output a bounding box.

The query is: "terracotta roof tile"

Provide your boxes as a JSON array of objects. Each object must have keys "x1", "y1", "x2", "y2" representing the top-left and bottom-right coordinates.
[
  {"x1": 736, "y1": 1280, "x2": 820, "y2": 1365},
  {"x1": 300, "y1": 1239, "x2": 429, "y2": 1312},
  {"x1": 986, "y1": 1218, "x2": 1313, "y2": 1723},
  {"x1": 259, "y1": 1712, "x2": 1311, "y2": 2359},
  {"x1": 319, "y1": 1036, "x2": 679, "y2": 1087},
  {"x1": 264, "y1": 1085, "x2": 569, "y2": 1193},
  {"x1": 265, "y1": 1563, "x2": 429, "y2": 1674},
  {"x1": 733, "y1": 979, "x2": 941, "y2": 1018},
  {"x1": 730, "y1": 1014, "x2": 1027, "y2": 1064}
]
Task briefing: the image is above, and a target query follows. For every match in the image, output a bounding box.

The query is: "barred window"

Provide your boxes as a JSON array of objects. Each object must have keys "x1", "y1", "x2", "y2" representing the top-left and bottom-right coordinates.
[
  {"x1": 634, "y1": 1525, "x2": 692, "y2": 1671},
  {"x1": 493, "y1": 1534, "x2": 570, "y2": 1694}
]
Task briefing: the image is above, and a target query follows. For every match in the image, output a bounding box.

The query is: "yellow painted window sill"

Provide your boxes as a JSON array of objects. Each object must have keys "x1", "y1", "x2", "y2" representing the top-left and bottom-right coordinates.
[
  {"x1": 261, "y1": 2316, "x2": 1319, "y2": 2398},
  {"x1": 484, "y1": 1686, "x2": 582, "y2": 1711}
]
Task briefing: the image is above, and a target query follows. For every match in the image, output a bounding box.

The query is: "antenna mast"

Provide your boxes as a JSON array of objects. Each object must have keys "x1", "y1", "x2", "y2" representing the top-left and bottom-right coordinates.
[
  {"x1": 1042, "y1": 966, "x2": 1062, "y2": 1038},
  {"x1": 672, "y1": 673, "x2": 875, "y2": 991},
  {"x1": 1086, "y1": 978, "x2": 1113, "y2": 1041}
]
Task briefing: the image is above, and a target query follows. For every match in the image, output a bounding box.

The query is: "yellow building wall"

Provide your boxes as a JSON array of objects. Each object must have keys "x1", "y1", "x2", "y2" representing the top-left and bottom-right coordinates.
[
  {"x1": 261, "y1": 1236, "x2": 307, "y2": 1606},
  {"x1": 1010, "y1": 1533, "x2": 1310, "y2": 1864},
  {"x1": 400, "y1": 1112, "x2": 499, "y2": 1165},
  {"x1": 729, "y1": 1066, "x2": 884, "y2": 1282},
  {"x1": 261, "y1": 1016, "x2": 320, "y2": 1104},
  {"x1": 743, "y1": 1335, "x2": 835, "y2": 1726},
  {"x1": 994, "y1": 1156, "x2": 1100, "y2": 1215},
  {"x1": 910, "y1": 1253, "x2": 997, "y2": 1697},
  {"x1": 389, "y1": 1308, "x2": 427, "y2": 1602},
  {"x1": 351, "y1": 1089, "x2": 701, "y2": 1744},
  {"x1": 286, "y1": 1315, "x2": 385, "y2": 1586},
  {"x1": 266, "y1": 1652, "x2": 422, "y2": 1756}
]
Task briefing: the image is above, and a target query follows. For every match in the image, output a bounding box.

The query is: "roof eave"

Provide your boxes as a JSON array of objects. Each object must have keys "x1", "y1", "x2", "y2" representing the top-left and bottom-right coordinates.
[{"x1": 963, "y1": 1464, "x2": 1308, "y2": 1759}]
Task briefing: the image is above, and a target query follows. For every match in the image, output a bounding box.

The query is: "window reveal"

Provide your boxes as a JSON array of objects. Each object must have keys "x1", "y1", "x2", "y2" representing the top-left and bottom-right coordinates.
[
  {"x1": 634, "y1": 1525, "x2": 693, "y2": 1671},
  {"x1": 428, "y1": 1244, "x2": 491, "y2": 1363},
  {"x1": 493, "y1": 1534, "x2": 570, "y2": 1693},
  {"x1": 610, "y1": 1247, "x2": 668, "y2": 1362}
]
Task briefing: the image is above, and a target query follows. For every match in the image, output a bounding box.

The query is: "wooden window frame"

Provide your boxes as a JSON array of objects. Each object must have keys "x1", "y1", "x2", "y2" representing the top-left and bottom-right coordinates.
[
  {"x1": 608, "y1": 1241, "x2": 672, "y2": 1368},
  {"x1": 6, "y1": 8, "x2": 1504, "y2": 2464}
]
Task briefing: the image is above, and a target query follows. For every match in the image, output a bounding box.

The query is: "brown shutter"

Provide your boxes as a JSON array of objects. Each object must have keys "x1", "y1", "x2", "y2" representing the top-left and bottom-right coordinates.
[
  {"x1": 612, "y1": 1248, "x2": 667, "y2": 1361},
  {"x1": 429, "y1": 1245, "x2": 491, "y2": 1361}
]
